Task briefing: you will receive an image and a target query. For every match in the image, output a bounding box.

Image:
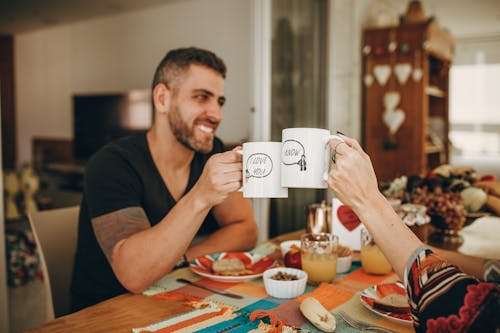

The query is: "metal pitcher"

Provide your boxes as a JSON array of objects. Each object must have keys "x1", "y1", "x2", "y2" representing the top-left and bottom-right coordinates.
[{"x1": 306, "y1": 200, "x2": 332, "y2": 234}]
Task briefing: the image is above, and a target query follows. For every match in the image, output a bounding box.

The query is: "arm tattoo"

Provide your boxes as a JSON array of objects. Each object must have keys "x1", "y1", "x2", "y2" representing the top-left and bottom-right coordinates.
[{"x1": 91, "y1": 207, "x2": 150, "y2": 263}]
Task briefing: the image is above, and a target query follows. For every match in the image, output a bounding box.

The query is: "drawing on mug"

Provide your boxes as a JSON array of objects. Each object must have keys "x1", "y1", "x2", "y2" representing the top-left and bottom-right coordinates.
[
  {"x1": 245, "y1": 153, "x2": 273, "y2": 181},
  {"x1": 299, "y1": 154, "x2": 307, "y2": 171},
  {"x1": 282, "y1": 140, "x2": 307, "y2": 172}
]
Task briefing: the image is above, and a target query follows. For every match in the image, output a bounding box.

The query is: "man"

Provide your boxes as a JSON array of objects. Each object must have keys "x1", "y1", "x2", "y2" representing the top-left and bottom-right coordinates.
[{"x1": 70, "y1": 47, "x2": 258, "y2": 312}]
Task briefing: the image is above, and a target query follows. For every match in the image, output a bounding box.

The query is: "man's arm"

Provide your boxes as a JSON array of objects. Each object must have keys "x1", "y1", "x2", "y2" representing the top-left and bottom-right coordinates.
[
  {"x1": 92, "y1": 149, "x2": 256, "y2": 293},
  {"x1": 185, "y1": 191, "x2": 258, "y2": 261}
]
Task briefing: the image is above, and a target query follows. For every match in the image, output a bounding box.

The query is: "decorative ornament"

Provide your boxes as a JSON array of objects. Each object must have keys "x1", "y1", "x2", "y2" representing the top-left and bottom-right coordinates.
[
  {"x1": 388, "y1": 41, "x2": 397, "y2": 53},
  {"x1": 412, "y1": 68, "x2": 423, "y2": 82},
  {"x1": 383, "y1": 108, "x2": 406, "y2": 135},
  {"x1": 374, "y1": 65, "x2": 391, "y2": 86},
  {"x1": 400, "y1": 43, "x2": 411, "y2": 53},
  {"x1": 364, "y1": 74, "x2": 374, "y2": 87},
  {"x1": 402, "y1": 0, "x2": 427, "y2": 24},
  {"x1": 384, "y1": 91, "x2": 400, "y2": 110},
  {"x1": 374, "y1": 46, "x2": 385, "y2": 56},
  {"x1": 363, "y1": 45, "x2": 372, "y2": 55},
  {"x1": 394, "y1": 63, "x2": 412, "y2": 85},
  {"x1": 382, "y1": 91, "x2": 406, "y2": 150}
]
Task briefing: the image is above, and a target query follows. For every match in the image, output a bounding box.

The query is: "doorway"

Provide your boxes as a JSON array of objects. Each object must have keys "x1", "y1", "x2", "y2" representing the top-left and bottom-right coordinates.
[{"x1": 269, "y1": 0, "x2": 329, "y2": 237}]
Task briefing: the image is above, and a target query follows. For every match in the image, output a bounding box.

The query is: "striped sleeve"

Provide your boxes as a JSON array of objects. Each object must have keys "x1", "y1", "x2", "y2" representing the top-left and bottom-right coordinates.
[{"x1": 405, "y1": 247, "x2": 499, "y2": 332}]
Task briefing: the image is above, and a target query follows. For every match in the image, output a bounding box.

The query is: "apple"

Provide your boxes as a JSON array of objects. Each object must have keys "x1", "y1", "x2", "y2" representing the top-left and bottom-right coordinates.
[{"x1": 284, "y1": 250, "x2": 302, "y2": 269}]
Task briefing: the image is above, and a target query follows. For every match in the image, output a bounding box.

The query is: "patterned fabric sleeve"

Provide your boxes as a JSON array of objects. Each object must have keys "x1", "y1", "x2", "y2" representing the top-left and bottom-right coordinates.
[{"x1": 404, "y1": 246, "x2": 499, "y2": 332}]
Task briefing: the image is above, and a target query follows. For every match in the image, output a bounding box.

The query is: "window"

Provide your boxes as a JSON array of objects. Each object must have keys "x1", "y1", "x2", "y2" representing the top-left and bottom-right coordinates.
[{"x1": 449, "y1": 64, "x2": 500, "y2": 156}]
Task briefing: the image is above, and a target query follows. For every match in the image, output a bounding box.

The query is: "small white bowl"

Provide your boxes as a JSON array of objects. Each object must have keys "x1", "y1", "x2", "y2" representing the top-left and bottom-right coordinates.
[
  {"x1": 336, "y1": 255, "x2": 353, "y2": 274},
  {"x1": 280, "y1": 240, "x2": 301, "y2": 256},
  {"x1": 263, "y1": 267, "x2": 308, "y2": 299}
]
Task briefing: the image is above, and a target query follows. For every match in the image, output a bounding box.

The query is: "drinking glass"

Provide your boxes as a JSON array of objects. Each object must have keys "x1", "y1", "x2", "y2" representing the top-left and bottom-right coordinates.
[
  {"x1": 300, "y1": 233, "x2": 338, "y2": 285},
  {"x1": 360, "y1": 228, "x2": 392, "y2": 275}
]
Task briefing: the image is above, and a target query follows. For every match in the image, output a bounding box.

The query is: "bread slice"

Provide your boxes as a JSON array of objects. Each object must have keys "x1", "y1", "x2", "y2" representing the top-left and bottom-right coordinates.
[
  {"x1": 212, "y1": 258, "x2": 246, "y2": 275},
  {"x1": 373, "y1": 294, "x2": 410, "y2": 314}
]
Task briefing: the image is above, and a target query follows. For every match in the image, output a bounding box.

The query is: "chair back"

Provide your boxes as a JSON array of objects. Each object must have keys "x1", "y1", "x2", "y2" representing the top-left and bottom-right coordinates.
[{"x1": 28, "y1": 205, "x2": 80, "y2": 319}]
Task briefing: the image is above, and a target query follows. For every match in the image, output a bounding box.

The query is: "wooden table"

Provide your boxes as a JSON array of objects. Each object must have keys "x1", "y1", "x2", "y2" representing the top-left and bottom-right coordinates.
[
  {"x1": 27, "y1": 231, "x2": 305, "y2": 333},
  {"x1": 27, "y1": 220, "x2": 498, "y2": 333}
]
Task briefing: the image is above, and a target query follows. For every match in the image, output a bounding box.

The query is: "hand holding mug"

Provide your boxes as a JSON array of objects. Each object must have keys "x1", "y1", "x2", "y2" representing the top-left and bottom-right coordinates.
[
  {"x1": 326, "y1": 136, "x2": 379, "y2": 211},
  {"x1": 194, "y1": 148, "x2": 243, "y2": 207}
]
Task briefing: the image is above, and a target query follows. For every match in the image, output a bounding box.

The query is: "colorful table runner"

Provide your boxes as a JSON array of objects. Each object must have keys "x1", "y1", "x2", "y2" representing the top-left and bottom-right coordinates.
[{"x1": 133, "y1": 260, "x2": 415, "y2": 333}]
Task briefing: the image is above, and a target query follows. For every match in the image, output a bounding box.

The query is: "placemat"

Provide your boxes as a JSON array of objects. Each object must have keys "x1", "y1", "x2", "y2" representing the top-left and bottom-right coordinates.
[{"x1": 133, "y1": 261, "x2": 415, "y2": 333}]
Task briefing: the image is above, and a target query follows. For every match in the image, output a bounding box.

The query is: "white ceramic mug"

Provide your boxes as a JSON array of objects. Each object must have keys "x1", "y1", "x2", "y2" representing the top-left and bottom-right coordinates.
[
  {"x1": 281, "y1": 128, "x2": 344, "y2": 188},
  {"x1": 238, "y1": 142, "x2": 288, "y2": 198}
]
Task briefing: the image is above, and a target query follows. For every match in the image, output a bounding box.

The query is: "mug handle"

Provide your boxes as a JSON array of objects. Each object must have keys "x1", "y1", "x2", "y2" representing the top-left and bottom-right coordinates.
[
  {"x1": 236, "y1": 150, "x2": 244, "y2": 192},
  {"x1": 323, "y1": 134, "x2": 345, "y2": 181}
]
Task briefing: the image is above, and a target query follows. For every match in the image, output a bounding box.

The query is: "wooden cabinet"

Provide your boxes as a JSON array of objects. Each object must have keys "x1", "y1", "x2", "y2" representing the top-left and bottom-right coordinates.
[{"x1": 362, "y1": 20, "x2": 454, "y2": 182}]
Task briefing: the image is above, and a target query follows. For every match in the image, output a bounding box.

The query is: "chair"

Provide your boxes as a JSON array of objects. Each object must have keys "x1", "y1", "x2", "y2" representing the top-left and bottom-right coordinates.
[{"x1": 28, "y1": 205, "x2": 80, "y2": 319}]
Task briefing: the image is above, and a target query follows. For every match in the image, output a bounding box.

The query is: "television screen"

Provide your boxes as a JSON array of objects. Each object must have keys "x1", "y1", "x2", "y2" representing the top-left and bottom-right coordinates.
[{"x1": 73, "y1": 90, "x2": 152, "y2": 162}]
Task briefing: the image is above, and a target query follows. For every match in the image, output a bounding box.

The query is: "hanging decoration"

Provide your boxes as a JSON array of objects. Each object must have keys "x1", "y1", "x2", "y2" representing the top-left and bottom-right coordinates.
[
  {"x1": 374, "y1": 65, "x2": 391, "y2": 86},
  {"x1": 364, "y1": 74, "x2": 374, "y2": 87},
  {"x1": 387, "y1": 29, "x2": 397, "y2": 53},
  {"x1": 363, "y1": 45, "x2": 372, "y2": 55},
  {"x1": 388, "y1": 41, "x2": 397, "y2": 53},
  {"x1": 412, "y1": 68, "x2": 423, "y2": 82},
  {"x1": 382, "y1": 91, "x2": 406, "y2": 149},
  {"x1": 394, "y1": 63, "x2": 412, "y2": 85},
  {"x1": 412, "y1": 49, "x2": 423, "y2": 82},
  {"x1": 400, "y1": 43, "x2": 411, "y2": 54},
  {"x1": 374, "y1": 46, "x2": 385, "y2": 56}
]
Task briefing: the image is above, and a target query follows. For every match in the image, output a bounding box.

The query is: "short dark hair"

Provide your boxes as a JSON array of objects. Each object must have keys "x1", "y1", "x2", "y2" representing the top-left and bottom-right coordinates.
[{"x1": 152, "y1": 47, "x2": 227, "y2": 90}]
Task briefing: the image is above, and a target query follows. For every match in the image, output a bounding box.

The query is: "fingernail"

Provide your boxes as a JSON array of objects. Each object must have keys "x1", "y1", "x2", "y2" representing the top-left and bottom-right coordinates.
[{"x1": 336, "y1": 130, "x2": 345, "y2": 136}]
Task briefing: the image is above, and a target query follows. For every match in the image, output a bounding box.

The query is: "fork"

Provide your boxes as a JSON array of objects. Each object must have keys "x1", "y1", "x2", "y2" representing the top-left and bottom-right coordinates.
[{"x1": 337, "y1": 311, "x2": 397, "y2": 333}]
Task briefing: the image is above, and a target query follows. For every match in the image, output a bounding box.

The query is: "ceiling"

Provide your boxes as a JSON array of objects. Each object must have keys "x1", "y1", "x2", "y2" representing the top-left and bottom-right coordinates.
[
  {"x1": 0, "y1": 0, "x2": 177, "y2": 35},
  {"x1": 1, "y1": 0, "x2": 499, "y2": 37}
]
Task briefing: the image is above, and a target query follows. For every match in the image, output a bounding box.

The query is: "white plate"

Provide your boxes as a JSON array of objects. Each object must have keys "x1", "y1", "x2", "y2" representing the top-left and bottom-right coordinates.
[
  {"x1": 359, "y1": 282, "x2": 413, "y2": 326},
  {"x1": 189, "y1": 252, "x2": 277, "y2": 283}
]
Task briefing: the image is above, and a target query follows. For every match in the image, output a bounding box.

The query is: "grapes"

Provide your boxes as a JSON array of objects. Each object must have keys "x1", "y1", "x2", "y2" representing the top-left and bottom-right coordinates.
[{"x1": 411, "y1": 187, "x2": 467, "y2": 230}]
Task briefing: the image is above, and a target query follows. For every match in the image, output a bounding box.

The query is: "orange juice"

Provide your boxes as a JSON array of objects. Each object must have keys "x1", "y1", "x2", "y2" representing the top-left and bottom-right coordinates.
[
  {"x1": 360, "y1": 244, "x2": 392, "y2": 275},
  {"x1": 301, "y1": 252, "x2": 338, "y2": 284}
]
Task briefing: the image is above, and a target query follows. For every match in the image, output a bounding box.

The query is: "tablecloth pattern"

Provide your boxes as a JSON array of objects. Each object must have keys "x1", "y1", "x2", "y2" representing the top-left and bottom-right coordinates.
[{"x1": 134, "y1": 260, "x2": 415, "y2": 333}]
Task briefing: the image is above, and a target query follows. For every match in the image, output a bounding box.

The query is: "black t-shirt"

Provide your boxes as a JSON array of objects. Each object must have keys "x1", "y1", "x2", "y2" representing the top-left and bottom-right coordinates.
[{"x1": 70, "y1": 133, "x2": 225, "y2": 312}]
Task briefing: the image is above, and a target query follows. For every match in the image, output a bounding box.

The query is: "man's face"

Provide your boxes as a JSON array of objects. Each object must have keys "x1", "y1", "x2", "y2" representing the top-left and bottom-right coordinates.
[{"x1": 167, "y1": 64, "x2": 225, "y2": 153}]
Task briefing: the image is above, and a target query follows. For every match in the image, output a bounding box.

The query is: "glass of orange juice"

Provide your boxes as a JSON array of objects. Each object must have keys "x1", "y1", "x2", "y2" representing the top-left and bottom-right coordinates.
[
  {"x1": 360, "y1": 228, "x2": 392, "y2": 275},
  {"x1": 301, "y1": 233, "x2": 338, "y2": 285}
]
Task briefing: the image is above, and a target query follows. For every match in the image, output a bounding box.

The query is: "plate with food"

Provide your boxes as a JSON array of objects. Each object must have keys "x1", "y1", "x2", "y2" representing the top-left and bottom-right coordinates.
[
  {"x1": 359, "y1": 282, "x2": 413, "y2": 325},
  {"x1": 190, "y1": 252, "x2": 277, "y2": 283}
]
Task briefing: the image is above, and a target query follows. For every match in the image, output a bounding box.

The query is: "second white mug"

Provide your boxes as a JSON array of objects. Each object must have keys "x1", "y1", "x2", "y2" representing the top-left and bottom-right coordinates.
[{"x1": 281, "y1": 128, "x2": 343, "y2": 189}]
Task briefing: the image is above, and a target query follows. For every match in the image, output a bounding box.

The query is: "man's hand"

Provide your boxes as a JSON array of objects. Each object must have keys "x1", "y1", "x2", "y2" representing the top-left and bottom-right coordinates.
[{"x1": 193, "y1": 147, "x2": 243, "y2": 207}]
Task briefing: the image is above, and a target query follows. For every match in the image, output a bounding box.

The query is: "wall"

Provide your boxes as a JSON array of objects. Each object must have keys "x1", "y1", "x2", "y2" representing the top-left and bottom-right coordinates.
[
  {"x1": 15, "y1": 0, "x2": 252, "y2": 166},
  {"x1": 0, "y1": 123, "x2": 9, "y2": 333}
]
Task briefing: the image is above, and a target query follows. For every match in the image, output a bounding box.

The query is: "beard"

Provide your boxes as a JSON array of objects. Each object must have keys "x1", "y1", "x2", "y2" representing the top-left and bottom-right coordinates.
[{"x1": 167, "y1": 103, "x2": 214, "y2": 154}]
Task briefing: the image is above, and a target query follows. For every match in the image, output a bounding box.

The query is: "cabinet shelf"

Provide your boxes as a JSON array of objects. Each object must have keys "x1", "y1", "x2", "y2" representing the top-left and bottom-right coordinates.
[
  {"x1": 425, "y1": 144, "x2": 445, "y2": 154},
  {"x1": 426, "y1": 86, "x2": 446, "y2": 98}
]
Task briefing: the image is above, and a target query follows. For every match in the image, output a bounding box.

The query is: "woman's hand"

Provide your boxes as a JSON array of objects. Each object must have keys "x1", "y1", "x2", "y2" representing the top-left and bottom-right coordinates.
[{"x1": 326, "y1": 136, "x2": 380, "y2": 212}]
